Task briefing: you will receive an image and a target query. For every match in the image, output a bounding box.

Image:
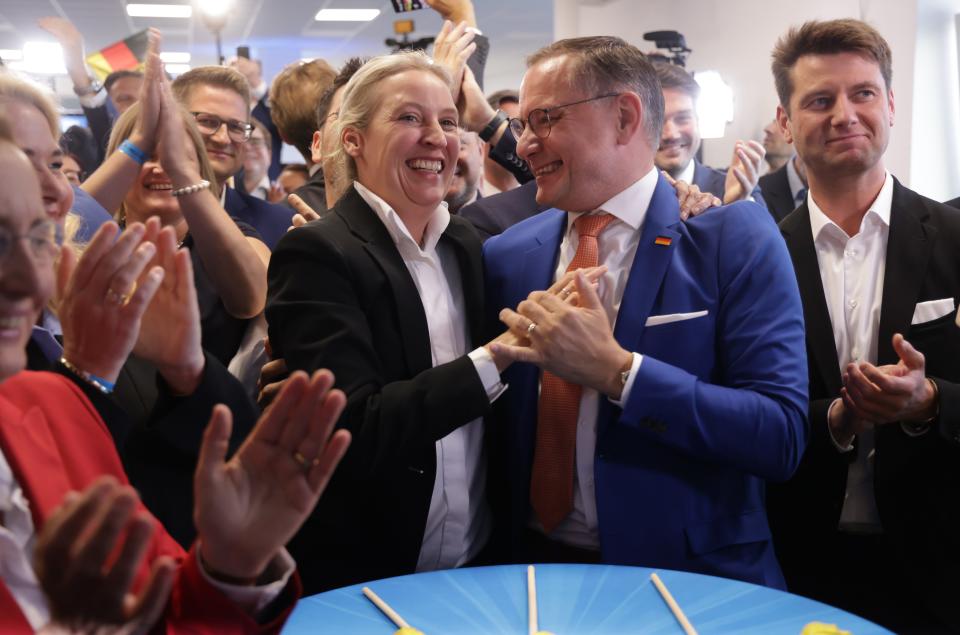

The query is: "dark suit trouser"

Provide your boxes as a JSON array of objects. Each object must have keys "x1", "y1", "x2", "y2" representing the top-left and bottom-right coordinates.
[{"x1": 789, "y1": 532, "x2": 950, "y2": 634}]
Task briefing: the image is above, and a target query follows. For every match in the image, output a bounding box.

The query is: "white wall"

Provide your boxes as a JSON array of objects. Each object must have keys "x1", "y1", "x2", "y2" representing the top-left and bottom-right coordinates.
[{"x1": 552, "y1": 0, "x2": 960, "y2": 197}]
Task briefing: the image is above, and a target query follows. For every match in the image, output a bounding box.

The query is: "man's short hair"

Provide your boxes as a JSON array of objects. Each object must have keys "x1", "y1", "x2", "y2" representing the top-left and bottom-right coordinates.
[
  {"x1": 652, "y1": 61, "x2": 700, "y2": 101},
  {"x1": 771, "y1": 19, "x2": 893, "y2": 110},
  {"x1": 269, "y1": 59, "x2": 337, "y2": 161},
  {"x1": 104, "y1": 69, "x2": 144, "y2": 93},
  {"x1": 526, "y1": 36, "x2": 664, "y2": 147},
  {"x1": 250, "y1": 117, "x2": 271, "y2": 154},
  {"x1": 315, "y1": 57, "x2": 366, "y2": 131},
  {"x1": 171, "y1": 66, "x2": 252, "y2": 112},
  {"x1": 486, "y1": 88, "x2": 519, "y2": 111}
]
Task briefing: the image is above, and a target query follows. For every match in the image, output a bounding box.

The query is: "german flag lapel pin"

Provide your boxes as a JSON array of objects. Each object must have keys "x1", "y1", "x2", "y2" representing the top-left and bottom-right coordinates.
[{"x1": 654, "y1": 236, "x2": 673, "y2": 247}]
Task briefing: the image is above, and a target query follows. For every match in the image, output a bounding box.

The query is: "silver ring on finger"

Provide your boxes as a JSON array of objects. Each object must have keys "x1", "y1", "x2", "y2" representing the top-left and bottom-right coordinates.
[{"x1": 526, "y1": 321, "x2": 538, "y2": 335}]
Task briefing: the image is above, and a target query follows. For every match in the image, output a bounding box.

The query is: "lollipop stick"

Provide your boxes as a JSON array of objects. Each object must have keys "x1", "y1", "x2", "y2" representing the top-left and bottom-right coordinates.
[
  {"x1": 362, "y1": 586, "x2": 411, "y2": 629},
  {"x1": 527, "y1": 565, "x2": 539, "y2": 635},
  {"x1": 651, "y1": 573, "x2": 698, "y2": 635}
]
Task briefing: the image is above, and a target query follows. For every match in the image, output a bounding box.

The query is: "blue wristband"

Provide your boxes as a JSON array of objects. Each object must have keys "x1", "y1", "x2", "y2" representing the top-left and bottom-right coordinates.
[{"x1": 119, "y1": 139, "x2": 148, "y2": 165}]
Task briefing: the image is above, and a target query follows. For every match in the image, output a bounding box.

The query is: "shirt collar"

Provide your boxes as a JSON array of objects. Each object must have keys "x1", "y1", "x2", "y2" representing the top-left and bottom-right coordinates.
[
  {"x1": 566, "y1": 165, "x2": 658, "y2": 234},
  {"x1": 808, "y1": 171, "x2": 893, "y2": 242},
  {"x1": 785, "y1": 155, "x2": 806, "y2": 200},
  {"x1": 353, "y1": 181, "x2": 451, "y2": 254},
  {"x1": 676, "y1": 159, "x2": 695, "y2": 184}
]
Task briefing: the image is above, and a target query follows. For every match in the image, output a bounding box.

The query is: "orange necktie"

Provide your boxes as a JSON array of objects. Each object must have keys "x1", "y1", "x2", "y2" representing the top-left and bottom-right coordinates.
[{"x1": 530, "y1": 212, "x2": 615, "y2": 533}]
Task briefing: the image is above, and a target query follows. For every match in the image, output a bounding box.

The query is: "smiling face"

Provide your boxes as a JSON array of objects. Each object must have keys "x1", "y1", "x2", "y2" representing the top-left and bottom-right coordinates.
[
  {"x1": 7, "y1": 101, "x2": 73, "y2": 225},
  {"x1": 344, "y1": 70, "x2": 459, "y2": 220},
  {"x1": 0, "y1": 142, "x2": 54, "y2": 381},
  {"x1": 183, "y1": 84, "x2": 249, "y2": 184},
  {"x1": 123, "y1": 135, "x2": 201, "y2": 230},
  {"x1": 655, "y1": 88, "x2": 701, "y2": 177},
  {"x1": 516, "y1": 55, "x2": 623, "y2": 213},
  {"x1": 777, "y1": 51, "x2": 893, "y2": 181}
]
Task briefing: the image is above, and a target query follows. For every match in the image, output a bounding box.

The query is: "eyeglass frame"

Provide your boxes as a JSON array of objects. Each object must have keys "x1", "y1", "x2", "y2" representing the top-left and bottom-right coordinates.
[
  {"x1": 190, "y1": 111, "x2": 254, "y2": 143},
  {"x1": 0, "y1": 220, "x2": 59, "y2": 263},
  {"x1": 508, "y1": 92, "x2": 621, "y2": 140}
]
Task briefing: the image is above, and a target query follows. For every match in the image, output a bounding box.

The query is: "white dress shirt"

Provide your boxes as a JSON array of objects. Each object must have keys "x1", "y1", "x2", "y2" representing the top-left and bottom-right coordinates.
[
  {"x1": 353, "y1": 182, "x2": 504, "y2": 571},
  {"x1": 809, "y1": 171, "x2": 893, "y2": 533},
  {"x1": 531, "y1": 167, "x2": 657, "y2": 550}
]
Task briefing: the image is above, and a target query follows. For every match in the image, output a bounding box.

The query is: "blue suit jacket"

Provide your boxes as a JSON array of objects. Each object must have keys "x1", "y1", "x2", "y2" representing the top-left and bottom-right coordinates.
[
  {"x1": 483, "y1": 174, "x2": 808, "y2": 588},
  {"x1": 223, "y1": 187, "x2": 291, "y2": 250},
  {"x1": 692, "y1": 159, "x2": 767, "y2": 210}
]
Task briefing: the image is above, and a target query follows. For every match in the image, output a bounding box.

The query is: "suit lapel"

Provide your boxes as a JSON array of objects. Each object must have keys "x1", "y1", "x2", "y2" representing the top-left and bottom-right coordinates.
[
  {"x1": 338, "y1": 189, "x2": 433, "y2": 373},
  {"x1": 613, "y1": 175, "x2": 681, "y2": 356},
  {"x1": 780, "y1": 204, "x2": 843, "y2": 395},
  {"x1": 519, "y1": 211, "x2": 567, "y2": 305},
  {"x1": 0, "y1": 396, "x2": 72, "y2": 529},
  {"x1": 876, "y1": 181, "x2": 935, "y2": 365}
]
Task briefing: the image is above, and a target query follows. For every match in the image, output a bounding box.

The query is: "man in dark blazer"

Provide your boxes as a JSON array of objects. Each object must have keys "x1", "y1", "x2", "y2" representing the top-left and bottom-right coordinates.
[
  {"x1": 765, "y1": 19, "x2": 960, "y2": 633},
  {"x1": 653, "y1": 62, "x2": 767, "y2": 209},
  {"x1": 460, "y1": 180, "x2": 545, "y2": 241},
  {"x1": 759, "y1": 153, "x2": 808, "y2": 223}
]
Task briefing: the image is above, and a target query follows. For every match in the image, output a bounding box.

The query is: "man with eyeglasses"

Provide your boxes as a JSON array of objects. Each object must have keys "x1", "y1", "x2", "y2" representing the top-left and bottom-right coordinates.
[
  {"x1": 482, "y1": 36, "x2": 808, "y2": 586},
  {"x1": 171, "y1": 66, "x2": 291, "y2": 249}
]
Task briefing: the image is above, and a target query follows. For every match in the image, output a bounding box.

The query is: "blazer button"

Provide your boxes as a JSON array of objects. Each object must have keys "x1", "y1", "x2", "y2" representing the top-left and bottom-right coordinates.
[{"x1": 407, "y1": 466, "x2": 425, "y2": 475}]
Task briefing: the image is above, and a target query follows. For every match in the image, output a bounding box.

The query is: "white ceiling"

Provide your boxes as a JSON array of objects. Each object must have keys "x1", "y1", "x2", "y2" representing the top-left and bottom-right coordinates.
[{"x1": 1, "y1": 0, "x2": 554, "y2": 107}]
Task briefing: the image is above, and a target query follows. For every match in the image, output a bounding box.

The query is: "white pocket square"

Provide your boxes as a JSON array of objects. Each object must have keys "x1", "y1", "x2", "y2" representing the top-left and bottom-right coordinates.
[
  {"x1": 645, "y1": 310, "x2": 709, "y2": 327},
  {"x1": 911, "y1": 298, "x2": 955, "y2": 325}
]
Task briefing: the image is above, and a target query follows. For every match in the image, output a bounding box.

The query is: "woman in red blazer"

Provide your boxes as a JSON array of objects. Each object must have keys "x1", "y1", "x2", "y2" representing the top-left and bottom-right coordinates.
[{"x1": 0, "y1": 57, "x2": 349, "y2": 634}]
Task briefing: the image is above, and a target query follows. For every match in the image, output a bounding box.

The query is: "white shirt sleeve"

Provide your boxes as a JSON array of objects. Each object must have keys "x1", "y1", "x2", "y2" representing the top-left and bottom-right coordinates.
[
  {"x1": 197, "y1": 547, "x2": 296, "y2": 616},
  {"x1": 609, "y1": 352, "x2": 643, "y2": 408},
  {"x1": 468, "y1": 346, "x2": 507, "y2": 402}
]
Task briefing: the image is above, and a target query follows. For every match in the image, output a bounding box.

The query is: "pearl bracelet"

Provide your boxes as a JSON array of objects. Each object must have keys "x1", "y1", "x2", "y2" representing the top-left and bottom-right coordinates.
[{"x1": 171, "y1": 179, "x2": 211, "y2": 198}]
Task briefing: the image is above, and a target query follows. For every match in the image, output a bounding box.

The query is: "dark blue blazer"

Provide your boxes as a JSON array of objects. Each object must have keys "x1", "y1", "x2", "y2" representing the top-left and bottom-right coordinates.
[
  {"x1": 460, "y1": 181, "x2": 545, "y2": 242},
  {"x1": 692, "y1": 159, "x2": 767, "y2": 210},
  {"x1": 223, "y1": 186, "x2": 291, "y2": 250},
  {"x1": 483, "y1": 173, "x2": 808, "y2": 588}
]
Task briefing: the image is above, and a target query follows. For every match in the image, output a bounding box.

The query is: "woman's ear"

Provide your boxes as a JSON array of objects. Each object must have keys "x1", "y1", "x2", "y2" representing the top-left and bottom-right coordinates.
[{"x1": 342, "y1": 127, "x2": 363, "y2": 159}]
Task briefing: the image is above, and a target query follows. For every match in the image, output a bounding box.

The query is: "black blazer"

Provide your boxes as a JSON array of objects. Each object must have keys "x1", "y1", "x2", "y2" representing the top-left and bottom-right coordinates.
[
  {"x1": 289, "y1": 167, "x2": 328, "y2": 217},
  {"x1": 266, "y1": 186, "x2": 492, "y2": 593},
  {"x1": 460, "y1": 181, "x2": 545, "y2": 242},
  {"x1": 758, "y1": 163, "x2": 797, "y2": 223},
  {"x1": 768, "y1": 180, "x2": 960, "y2": 629}
]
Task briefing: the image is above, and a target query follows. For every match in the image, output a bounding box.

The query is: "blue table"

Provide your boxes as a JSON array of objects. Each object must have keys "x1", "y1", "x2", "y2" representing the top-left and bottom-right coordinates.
[{"x1": 284, "y1": 564, "x2": 891, "y2": 634}]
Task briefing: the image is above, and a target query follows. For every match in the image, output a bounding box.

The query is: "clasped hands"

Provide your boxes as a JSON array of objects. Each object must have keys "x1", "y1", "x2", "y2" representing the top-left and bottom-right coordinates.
[
  {"x1": 830, "y1": 333, "x2": 938, "y2": 447},
  {"x1": 488, "y1": 267, "x2": 633, "y2": 399}
]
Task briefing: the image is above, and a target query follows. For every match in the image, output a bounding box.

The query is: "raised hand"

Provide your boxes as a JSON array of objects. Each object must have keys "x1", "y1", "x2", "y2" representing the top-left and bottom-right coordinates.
[
  {"x1": 195, "y1": 370, "x2": 351, "y2": 582},
  {"x1": 723, "y1": 140, "x2": 765, "y2": 204},
  {"x1": 129, "y1": 30, "x2": 162, "y2": 155},
  {"x1": 37, "y1": 17, "x2": 89, "y2": 91},
  {"x1": 58, "y1": 222, "x2": 164, "y2": 384},
  {"x1": 432, "y1": 20, "x2": 476, "y2": 104},
  {"x1": 132, "y1": 219, "x2": 205, "y2": 395},
  {"x1": 424, "y1": 0, "x2": 477, "y2": 27},
  {"x1": 34, "y1": 477, "x2": 176, "y2": 635}
]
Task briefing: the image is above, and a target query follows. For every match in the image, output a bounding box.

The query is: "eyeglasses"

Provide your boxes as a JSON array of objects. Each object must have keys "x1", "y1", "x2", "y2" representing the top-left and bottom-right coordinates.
[
  {"x1": 509, "y1": 93, "x2": 621, "y2": 139},
  {"x1": 0, "y1": 220, "x2": 58, "y2": 263},
  {"x1": 246, "y1": 137, "x2": 267, "y2": 149},
  {"x1": 190, "y1": 112, "x2": 254, "y2": 143}
]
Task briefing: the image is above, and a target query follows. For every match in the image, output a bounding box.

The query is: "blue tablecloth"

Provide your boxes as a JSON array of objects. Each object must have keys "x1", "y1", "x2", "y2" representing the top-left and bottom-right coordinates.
[{"x1": 283, "y1": 564, "x2": 892, "y2": 634}]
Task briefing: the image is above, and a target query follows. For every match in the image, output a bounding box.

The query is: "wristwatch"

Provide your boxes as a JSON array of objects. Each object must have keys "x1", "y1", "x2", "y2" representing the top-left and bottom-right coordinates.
[
  {"x1": 479, "y1": 109, "x2": 509, "y2": 142},
  {"x1": 73, "y1": 79, "x2": 103, "y2": 97}
]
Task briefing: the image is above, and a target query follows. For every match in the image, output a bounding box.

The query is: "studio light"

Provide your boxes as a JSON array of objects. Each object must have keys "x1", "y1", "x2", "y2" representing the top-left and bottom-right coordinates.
[
  {"x1": 314, "y1": 9, "x2": 380, "y2": 22},
  {"x1": 126, "y1": 4, "x2": 193, "y2": 18},
  {"x1": 694, "y1": 70, "x2": 734, "y2": 139}
]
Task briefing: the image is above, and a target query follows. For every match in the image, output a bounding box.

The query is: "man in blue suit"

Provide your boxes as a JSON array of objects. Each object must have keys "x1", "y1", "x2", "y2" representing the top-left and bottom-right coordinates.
[{"x1": 483, "y1": 36, "x2": 808, "y2": 588}]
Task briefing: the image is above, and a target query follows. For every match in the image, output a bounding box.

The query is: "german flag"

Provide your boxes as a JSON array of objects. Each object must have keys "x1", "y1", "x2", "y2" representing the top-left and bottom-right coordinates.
[
  {"x1": 654, "y1": 236, "x2": 673, "y2": 246},
  {"x1": 85, "y1": 30, "x2": 149, "y2": 81}
]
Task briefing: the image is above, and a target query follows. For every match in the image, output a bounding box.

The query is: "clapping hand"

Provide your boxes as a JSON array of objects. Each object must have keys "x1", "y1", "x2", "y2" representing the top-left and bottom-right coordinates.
[
  {"x1": 432, "y1": 20, "x2": 476, "y2": 104},
  {"x1": 722, "y1": 140, "x2": 765, "y2": 204},
  {"x1": 132, "y1": 218, "x2": 205, "y2": 395},
  {"x1": 34, "y1": 477, "x2": 176, "y2": 635},
  {"x1": 662, "y1": 171, "x2": 722, "y2": 220},
  {"x1": 195, "y1": 370, "x2": 351, "y2": 582},
  {"x1": 58, "y1": 222, "x2": 164, "y2": 384}
]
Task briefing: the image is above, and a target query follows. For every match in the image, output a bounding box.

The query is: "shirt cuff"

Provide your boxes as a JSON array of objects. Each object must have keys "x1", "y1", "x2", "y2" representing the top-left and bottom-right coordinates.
[
  {"x1": 468, "y1": 346, "x2": 507, "y2": 402},
  {"x1": 827, "y1": 398, "x2": 855, "y2": 453},
  {"x1": 466, "y1": 26, "x2": 484, "y2": 36},
  {"x1": 609, "y1": 352, "x2": 643, "y2": 408},
  {"x1": 79, "y1": 91, "x2": 108, "y2": 109},
  {"x1": 198, "y1": 547, "x2": 295, "y2": 617}
]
